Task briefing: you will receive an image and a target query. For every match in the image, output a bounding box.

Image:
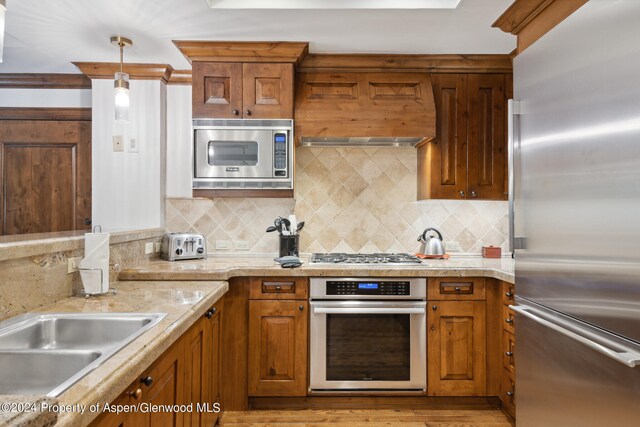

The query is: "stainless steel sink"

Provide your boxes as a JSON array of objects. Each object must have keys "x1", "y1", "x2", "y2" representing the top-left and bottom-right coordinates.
[{"x1": 0, "y1": 312, "x2": 166, "y2": 396}]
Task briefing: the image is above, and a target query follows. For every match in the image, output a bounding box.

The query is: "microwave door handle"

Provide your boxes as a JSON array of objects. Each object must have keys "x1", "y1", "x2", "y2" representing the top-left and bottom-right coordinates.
[{"x1": 313, "y1": 307, "x2": 426, "y2": 315}]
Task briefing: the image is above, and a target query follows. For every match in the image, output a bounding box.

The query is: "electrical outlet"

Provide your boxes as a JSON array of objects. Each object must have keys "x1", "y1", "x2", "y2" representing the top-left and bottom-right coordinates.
[
  {"x1": 67, "y1": 256, "x2": 82, "y2": 274},
  {"x1": 155, "y1": 242, "x2": 161, "y2": 252},
  {"x1": 215, "y1": 240, "x2": 231, "y2": 250},
  {"x1": 128, "y1": 137, "x2": 139, "y2": 153},
  {"x1": 145, "y1": 242, "x2": 154, "y2": 254},
  {"x1": 446, "y1": 241, "x2": 462, "y2": 252},
  {"x1": 235, "y1": 240, "x2": 250, "y2": 250},
  {"x1": 112, "y1": 135, "x2": 124, "y2": 152}
]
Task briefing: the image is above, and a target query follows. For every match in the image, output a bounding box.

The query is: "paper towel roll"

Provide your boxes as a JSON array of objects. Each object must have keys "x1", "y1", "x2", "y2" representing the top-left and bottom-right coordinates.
[{"x1": 79, "y1": 232, "x2": 110, "y2": 295}]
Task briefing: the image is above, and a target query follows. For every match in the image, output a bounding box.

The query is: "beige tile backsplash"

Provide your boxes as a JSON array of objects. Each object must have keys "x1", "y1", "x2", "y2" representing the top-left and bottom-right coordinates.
[{"x1": 167, "y1": 147, "x2": 509, "y2": 255}]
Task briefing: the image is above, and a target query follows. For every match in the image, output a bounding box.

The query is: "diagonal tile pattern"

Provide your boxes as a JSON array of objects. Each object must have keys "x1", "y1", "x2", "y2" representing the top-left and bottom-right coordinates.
[{"x1": 166, "y1": 147, "x2": 508, "y2": 255}]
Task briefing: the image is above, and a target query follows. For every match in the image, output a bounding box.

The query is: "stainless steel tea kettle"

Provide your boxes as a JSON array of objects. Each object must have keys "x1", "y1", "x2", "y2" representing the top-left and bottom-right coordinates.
[{"x1": 417, "y1": 227, "x2": 446, "y2": 256}]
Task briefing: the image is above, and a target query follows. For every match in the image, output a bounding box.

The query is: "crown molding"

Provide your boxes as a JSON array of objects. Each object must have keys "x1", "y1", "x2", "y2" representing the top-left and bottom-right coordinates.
[{"x1": 72, "y1": 62, "x2": 174, "y2": 82}]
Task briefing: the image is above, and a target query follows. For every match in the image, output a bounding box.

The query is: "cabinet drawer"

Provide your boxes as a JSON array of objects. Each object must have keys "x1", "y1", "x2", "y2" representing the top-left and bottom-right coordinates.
[
  {"x1": 501, "y1": 281, "x2": 515, "y2": 306},
  {"x1": 503, "y1": 304, "x2": 516, "y2": 334},
  {"x1": 428, "y1": 278, "x2": 485, "y2": 300},
  {"x1": 501, "y1": 368, "x2": 516, "y2": 417},
  {"x1": 503, "y1": 330, "x2": 516, "y2": 374},
  {"x1": 249, "y1": 277, "x2": 308, "y2": 300}
]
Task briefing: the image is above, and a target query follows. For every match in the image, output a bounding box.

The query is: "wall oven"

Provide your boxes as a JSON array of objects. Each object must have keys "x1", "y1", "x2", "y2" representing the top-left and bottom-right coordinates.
[
  {"x1": 309, "y1": 277, "x2": 427, "y2": 391},
  {"x1": 193, "y1": 119, "x2": 293, "y2": 190}
]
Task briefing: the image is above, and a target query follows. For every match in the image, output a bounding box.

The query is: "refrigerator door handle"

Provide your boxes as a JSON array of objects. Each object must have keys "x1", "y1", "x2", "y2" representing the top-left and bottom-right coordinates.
[
  {"x1": 512, "y1": 305, "x2": 640, "y2": 368},
  {"x1": 507, "y1": 100, "x2": 523, "y2": 253}
]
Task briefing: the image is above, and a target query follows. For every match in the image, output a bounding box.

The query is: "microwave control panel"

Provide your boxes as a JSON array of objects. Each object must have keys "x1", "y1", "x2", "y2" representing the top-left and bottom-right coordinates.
[
  {"x1": 326, "y1": 280, "x2": 410, "y2": 296},
  {"x1": 274, "y1": 132, "x2": 287, "y2": 176}
]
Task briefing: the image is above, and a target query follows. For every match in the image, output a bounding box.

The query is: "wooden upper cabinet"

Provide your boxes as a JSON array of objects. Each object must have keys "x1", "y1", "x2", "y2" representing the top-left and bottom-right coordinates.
[
  {"x1": 192, "y1": 61, "x2": 293, "y2": 119},
  {"x1": 242, "y1": 63, "x2": 294, "y2": 119},
  {"x1": 419, "y1": 73, "x2": 509, "y2": 201},
  {"x1": 192, "y1": 62, "x2": 243, "y2": 118},
  {"x1": 467, "y1": 74, "x2": 506, "y2": 200},
  {"x1": 428, "y1": 300, "x2": 487, "y2": 396}
]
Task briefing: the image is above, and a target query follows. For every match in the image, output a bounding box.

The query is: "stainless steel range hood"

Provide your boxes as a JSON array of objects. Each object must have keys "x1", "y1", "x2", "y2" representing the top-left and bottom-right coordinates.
[{"x1": 300, "y1": 137, "x2": 426, "y2": 147}]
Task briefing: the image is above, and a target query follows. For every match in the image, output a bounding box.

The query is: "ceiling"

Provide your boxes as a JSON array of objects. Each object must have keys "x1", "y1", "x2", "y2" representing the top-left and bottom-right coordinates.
[{"x1": 0, "y1": 0, "x2": 515, "y2": 74}]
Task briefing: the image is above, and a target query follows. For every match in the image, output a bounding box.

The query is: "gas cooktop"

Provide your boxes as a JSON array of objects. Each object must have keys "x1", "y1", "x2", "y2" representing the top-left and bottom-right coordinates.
[{"x1": 310, "y1": 253, "x2": 422, "y2": 264}]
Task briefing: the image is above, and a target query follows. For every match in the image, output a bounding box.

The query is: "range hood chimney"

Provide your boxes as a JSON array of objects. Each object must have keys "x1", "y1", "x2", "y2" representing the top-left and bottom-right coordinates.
[{"x1": 295, "y1": 72, "x2": 435, "y2": 148}]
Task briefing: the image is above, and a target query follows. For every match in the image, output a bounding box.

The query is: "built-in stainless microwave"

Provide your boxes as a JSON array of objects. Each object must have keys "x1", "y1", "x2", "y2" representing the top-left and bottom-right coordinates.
[{"x1": 193, "y1": 119, "x2": 293, "y2": 190}]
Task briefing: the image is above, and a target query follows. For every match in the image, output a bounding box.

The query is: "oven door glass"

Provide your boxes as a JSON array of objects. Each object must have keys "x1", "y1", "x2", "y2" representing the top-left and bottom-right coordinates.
[{"x1": 326, "y1": 313, "x2": 410, "y2": 381}]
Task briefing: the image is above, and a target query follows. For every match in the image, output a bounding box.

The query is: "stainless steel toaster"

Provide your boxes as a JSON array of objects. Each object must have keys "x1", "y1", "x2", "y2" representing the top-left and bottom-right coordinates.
[{"x1": 160, "y1": 233, "x2": 207, "y2": 261}]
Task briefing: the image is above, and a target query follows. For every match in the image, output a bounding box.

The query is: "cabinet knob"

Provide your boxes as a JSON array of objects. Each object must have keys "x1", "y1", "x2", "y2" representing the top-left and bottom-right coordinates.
[
  {"x1": 506, "y1": 351, "x2": 514, "y2": 357},
  {"x1": 246, "y1": 109, "x2": 252, "y2": 116},
  {"x1": 430, "y1": 326, "x2": 435, "y2": 332},
  {"x1": 233, "y1": 109, "x2": 239, "y2": 116},
  {"x1": 506, "y1": 318, "x2": 514, "y2": 324},
  {"x1": 275, "y1": 285, "x2": 282, "y2": 290},
  {"x1": 129, "y1": 388, "x2": 143, "y2": 400},
  {"x1": 459, "y1": 190, "x2": 465, "y2": 198},
  {"x1": 140, "y1": 376, "x2": 153, "y2": 387},
  {"x1": 299, "y1": 305, "x2": 304, "y2": 311},
  {"x1": 205, "y1": 309, "x2": 214, "y2": 319},
  {"x1": 471, "y1": 190, "x2": 477, "y2": 198},
  {"x1": 506, "y1": 291, "x2": 514, "y2": 298},
  {"x1": 506, "y1": 391, "x2": 514, "y2": 397},
  {"x1": 432, "y1": 305, "x2": 437, "y2": 311}
]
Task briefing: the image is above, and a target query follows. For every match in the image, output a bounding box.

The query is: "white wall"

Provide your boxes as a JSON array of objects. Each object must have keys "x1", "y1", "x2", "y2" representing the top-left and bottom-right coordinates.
[
  {"x1": 0, "y1": 88, "x2": 91, "y2": 107},
  {"x1": 166, "y1": 85, "x2": 192, "y2": 198},
  {"x1": 91, "y1": 79, "x2": 166, "y2": 231}
]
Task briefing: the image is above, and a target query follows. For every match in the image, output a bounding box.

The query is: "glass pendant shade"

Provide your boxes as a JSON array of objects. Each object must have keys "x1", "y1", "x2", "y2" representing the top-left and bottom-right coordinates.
[{"x1": 114, "y1": 72, "x2": 130, "y2": 123}]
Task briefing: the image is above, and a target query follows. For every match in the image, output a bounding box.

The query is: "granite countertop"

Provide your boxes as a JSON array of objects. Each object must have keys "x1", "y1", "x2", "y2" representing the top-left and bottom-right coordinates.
[
  {"x1": 0, "y1": 280, "x2": 228, "y2": 427},
  {"x1": 120, "y1": 255, "x2": 515, "y2": 284}
]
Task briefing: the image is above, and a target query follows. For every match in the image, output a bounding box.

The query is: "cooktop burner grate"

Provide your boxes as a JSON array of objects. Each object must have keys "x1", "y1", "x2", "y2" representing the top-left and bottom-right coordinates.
[{"x1": 310, "y1": 253, "x2": 422, "y2": 264}]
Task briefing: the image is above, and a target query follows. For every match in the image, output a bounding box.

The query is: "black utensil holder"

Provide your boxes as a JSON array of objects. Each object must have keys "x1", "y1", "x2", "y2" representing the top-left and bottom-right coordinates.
[{"x1": 279, "y1": 235, "x2": 299, "y2": 257}]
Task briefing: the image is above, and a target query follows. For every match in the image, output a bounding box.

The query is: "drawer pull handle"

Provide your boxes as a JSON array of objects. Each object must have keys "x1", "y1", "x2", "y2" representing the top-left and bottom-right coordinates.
[
  {"x1": 129, "y1": 388, "x2": 143, "y2": 400},
  {"x1": 506, "y1": 291, "x2": 514, "y2": 298},
  {"x1": 275, "y1": 285, "x2": 282, "y2": 290},
  {"x1": 205, "y1": 309, "x2": 214, "y2": 319},
  {"x1": 506, "y1": 391, "x2": 514, "y2": 397},
  {"x1": 506, "y1": 318, "x2": 514, "y2": 324},
  {"x1": 140, "y1": 376, "x2": 153, "y2": 387},
  {"x1": 440, "y1": 283, "x2": 473, "y2": 294},
  {"x1": 506, "y1": 351, "x2": 513, "y2": 357}
]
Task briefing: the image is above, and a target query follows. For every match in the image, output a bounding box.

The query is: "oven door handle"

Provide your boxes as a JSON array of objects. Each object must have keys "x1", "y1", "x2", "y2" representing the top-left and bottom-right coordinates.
[{"x1": 312, "y1": 307, "x2": 426, "y2": 315}]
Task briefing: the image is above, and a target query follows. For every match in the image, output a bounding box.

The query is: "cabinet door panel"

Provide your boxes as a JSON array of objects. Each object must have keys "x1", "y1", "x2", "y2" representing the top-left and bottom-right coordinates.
[
  {"x1": 248, "y1": 300, "x2": 307, "y2": 396},
  {"x1": 183, "y1": 317, "x2": 206, "y2": 427},
  {"x1": 242, "y1": 63, "x2": 294, "y2": 118},
  {"x1": 192, "y1": 62, "x2": 243, "y2": 118},
  {"x1": 467, "y1": 74, "x2": 507, "y2": 200},
  {"x1": 428, "y1": 300, "x2": 486, "y2": 396}
]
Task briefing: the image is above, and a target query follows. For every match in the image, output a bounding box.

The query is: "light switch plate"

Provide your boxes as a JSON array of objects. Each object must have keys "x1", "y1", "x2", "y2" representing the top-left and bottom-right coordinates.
[
  {"x1": 112, "y1": 135, "x2": 124, "y2": 152},
  {"x1": 215, "y1": 240, "x2": 231, "y2": 250},
  {"x1": 67, "y1": 256, "x2": 82, "y2": 274},
  {"x1": 446, "y1": 241, "x2": 462, "y2": 252},
  {"x1": 145, "y1": 242, "x2": 154, "y2": 254},
  {"x1": 128, "y1": 137, "x2": 139, "y2": 153},
  {"x1": 155, "y1": 242, "x2": 161, "y2": 252},
  {"x1": 235, "y1": 240, "x2": 250, "y2": 250}
]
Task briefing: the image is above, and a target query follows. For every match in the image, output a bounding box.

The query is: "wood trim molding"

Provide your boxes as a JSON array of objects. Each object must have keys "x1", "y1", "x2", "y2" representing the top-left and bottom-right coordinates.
[
  {"x1": 493, "y1": 0, "x2": 589, "y2": 54},
  {"x1": 0, "y1": 74, "x2": 92, "y2": 89},
  {"x1": 167, "y1": 69, "x2": 192, "y2": 85},
  {"x1": 72, "y1": 62, "x2": 174, "y2": 82},
  {"x1": 0, "y1": 108, "x2": 92, "y2": 121},
  {"x1": 298, "y1": 54, "x2": 513, "y2": 73},
  {"x1": 173, "y1": 41, "x2": 309, "y2": 66}
]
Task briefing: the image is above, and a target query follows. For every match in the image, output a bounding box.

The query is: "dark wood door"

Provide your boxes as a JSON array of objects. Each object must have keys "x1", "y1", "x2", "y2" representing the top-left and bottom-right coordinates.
[
  {"x1": 419, "y1": 74, "x2": 468, "y2": 199},
  {"x1": 467, "y1": 74, "x2": 507, "y2": 200},
  {"x1": 192, "y1": 62, "x2": 243, "y2": 119},
  {"x1": 248, "y1": 300, "x2": 308, "y2": 396},
  {"x1": 204, "y1": 300, "x2": 223, "y2": 427},
  {"x1": 242, "y1": 63, "x2": 294, "y2": 119},
  {"x1": 0, "y1": 119, "x2": 91, "y2": 235},
  {"x1": 428, "y1": 300, "x2": 486, "y2": 396},
  {"x1": 183, "y1": 316, "x2": 207, "y2": 427}
]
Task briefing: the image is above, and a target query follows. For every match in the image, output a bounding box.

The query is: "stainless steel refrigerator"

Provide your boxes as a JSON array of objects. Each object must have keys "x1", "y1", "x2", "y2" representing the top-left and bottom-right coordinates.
[{"x1": 509, "y1": 0, "x2": 640, "y2": 425}]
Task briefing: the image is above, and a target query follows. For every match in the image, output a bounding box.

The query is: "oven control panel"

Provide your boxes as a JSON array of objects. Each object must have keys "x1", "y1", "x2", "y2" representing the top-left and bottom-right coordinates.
[{"x1": 326, "y1": 280, "x2": 410, "y2": 296}]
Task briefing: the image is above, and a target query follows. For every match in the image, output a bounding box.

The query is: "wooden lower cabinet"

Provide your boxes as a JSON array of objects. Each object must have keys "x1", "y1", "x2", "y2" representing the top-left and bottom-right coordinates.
[
  {"x1": 90, "y1": 298, "x2": 224, "y2": 427},
  {"x1": 428, "y1": 300, "x2": 487, "y2": 396},
  {"x1": 248, "y1": 300, "x2": 308, "y2": 396}
]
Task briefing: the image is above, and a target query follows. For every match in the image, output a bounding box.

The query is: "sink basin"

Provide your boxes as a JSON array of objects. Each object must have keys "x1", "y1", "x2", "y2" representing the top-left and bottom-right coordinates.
[
  {"x1": 0, "y1": 312, "x2": 166, "y2": 396},
  {"x1": 0, "y1": 350, "x2": 102, "y2": 395},
  {"x1": 0, "y1": 314, "x2": 158, "y2": 350}
]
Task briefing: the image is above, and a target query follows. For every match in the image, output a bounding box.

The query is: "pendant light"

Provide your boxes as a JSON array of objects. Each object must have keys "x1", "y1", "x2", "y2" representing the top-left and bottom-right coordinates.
[
  {"x1": 0, "y1": 0, "x2": 6, "y2": 63},
  {"x1": 111, "y1": 36, "x2": 132, "y2": 123}
]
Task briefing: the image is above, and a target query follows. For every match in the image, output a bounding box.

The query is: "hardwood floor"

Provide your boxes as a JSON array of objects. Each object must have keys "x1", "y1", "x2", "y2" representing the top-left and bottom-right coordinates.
[{"x1": 221, "y1": 409, "x2": 515, "y2": 426}]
